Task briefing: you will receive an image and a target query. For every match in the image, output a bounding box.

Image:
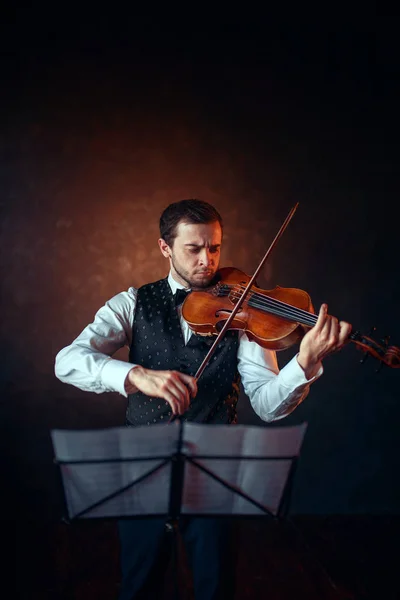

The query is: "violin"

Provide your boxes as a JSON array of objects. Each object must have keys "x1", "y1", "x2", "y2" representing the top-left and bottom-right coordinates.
[{"x1": 182, "y1": 267, "x2": 400, "y2": 370}]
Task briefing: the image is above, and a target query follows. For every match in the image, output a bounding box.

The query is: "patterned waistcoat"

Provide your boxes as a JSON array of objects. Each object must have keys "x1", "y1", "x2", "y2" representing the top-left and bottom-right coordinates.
[{"x1": 127, "y1": 277, "x2": 240, "y2": 426}]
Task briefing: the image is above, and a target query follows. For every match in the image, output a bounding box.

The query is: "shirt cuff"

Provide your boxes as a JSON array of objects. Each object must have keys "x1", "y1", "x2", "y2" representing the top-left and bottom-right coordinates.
[
  {"x1": 278, "y1": 353, "x2": 323, "y2": 388},
  {"x1": 100, "y1": 359, "x2": 137, "y2": 397}
]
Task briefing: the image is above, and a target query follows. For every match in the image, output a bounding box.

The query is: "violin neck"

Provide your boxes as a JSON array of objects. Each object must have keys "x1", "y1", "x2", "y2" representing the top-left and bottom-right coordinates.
[{"x1": 245, "y1": 288, "x2": 400, "y2": 368}]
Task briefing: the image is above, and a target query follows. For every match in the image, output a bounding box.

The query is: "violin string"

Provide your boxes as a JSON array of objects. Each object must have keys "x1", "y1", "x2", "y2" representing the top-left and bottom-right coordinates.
[
  {"x1": 233, "y1": 283, "x2": 316, "y2": 321},
  {"x1": 221, "y1": 284, "x2": 317, "y2": 323},
  {"x1": 248, "y1": 296, "x2": 316, "y2": 325},
  {"x1": 233, "y1": 293, "x2": 316, "y2": 325},
  {"x1": 218, "y1": 288, "x2": 304, "y2": 322},
  {"x1": 217, "y1": 285, "x2": 318, "y2": 326},
  {"x1": 236, "y1": 289, "x2": 317, "y2": 325},
  {"x1": 248, "y1": 290, "x2": 317, "y2": 324}
]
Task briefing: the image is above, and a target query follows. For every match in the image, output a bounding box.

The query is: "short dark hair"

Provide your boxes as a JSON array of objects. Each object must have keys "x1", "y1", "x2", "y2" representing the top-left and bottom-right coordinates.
[{"x1": 159, "y1": 199, "x2": 223, "y2": 247}]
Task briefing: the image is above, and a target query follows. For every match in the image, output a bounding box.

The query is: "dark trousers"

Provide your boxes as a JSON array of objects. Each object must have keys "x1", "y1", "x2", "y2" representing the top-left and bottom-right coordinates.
[{"x1": 117, "y1": 517, "x2": 235, "y2": 600}]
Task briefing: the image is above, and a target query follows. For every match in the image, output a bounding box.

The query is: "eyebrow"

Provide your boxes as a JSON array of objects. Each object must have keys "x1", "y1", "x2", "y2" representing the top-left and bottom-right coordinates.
[{"x1": 184, "y1": 243, "x2": 221, "y2": 248}]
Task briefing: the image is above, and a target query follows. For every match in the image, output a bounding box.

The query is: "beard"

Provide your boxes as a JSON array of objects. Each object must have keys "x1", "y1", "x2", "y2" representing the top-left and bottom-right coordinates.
[{"x1": 171, "y1": 255, "x2": 217, "y2": 289}]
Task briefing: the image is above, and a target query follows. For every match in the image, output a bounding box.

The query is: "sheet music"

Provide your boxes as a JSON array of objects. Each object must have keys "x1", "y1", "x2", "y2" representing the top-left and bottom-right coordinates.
[
  {"x1": 181, "y1": 423, "x2": 306, "y2": 515},
  {"x1": 51, "y1": 424, "x2": 177, "y2": 519},
  {"x1": 51, "y1": 421, "x2": 307, "y2": 519}
]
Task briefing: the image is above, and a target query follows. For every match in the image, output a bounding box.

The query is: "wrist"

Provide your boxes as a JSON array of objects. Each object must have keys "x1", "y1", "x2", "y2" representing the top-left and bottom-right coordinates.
[
  {"x1": 296, "y1": 352, "x2": 321, "y2": 380},
  {"x1": 124, "y1": 365, "x2": 145, "y2": 394}
]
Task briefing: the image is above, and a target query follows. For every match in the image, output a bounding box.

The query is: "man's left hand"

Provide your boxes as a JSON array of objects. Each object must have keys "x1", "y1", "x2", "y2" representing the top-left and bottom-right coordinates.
[{"x1": 297, "y1": 303, "x2": 352, "y2": 379}]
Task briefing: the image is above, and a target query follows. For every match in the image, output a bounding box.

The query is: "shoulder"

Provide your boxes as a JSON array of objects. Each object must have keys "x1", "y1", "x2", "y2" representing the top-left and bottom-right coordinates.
[{"x1": 102, "y1": 287, "x2": 138, "y2": 316}]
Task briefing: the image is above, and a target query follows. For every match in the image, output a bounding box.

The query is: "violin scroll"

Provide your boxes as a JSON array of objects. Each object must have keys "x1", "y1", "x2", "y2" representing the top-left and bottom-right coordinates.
[{"x1": 350, "y1": 330, "x2": 400, "y2": 369}]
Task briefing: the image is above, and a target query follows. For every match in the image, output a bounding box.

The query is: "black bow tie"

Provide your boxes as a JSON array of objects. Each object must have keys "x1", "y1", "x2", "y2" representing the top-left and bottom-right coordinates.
[{"x1": 174, "y1": 288, "x2": 191, "y2": 307}]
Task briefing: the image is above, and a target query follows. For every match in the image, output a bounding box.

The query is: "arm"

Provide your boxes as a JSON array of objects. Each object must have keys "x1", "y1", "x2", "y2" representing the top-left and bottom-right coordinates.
[
  {"x1": 54, "y1": 289, "x2": 137, "y2": 396},
  {"x1": 238, "y1": 335, "x2": 321, "y2": 422},
  {"x1": 54, "y1": 286, "x2": 197, "y2": 412},
  {"x1": 238, "y1": 303, "x2": 352, "y2": 422}
]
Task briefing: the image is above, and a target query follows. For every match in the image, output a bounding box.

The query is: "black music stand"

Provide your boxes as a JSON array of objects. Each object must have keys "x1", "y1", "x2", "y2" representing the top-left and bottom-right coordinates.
[{"x1": 51, "y1": 420, "x2": 307, "y2": 597}]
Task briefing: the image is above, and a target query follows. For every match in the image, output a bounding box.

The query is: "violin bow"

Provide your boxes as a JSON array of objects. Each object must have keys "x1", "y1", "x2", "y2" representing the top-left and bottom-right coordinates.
[{"x1": 193, "y1": 202, "x2": 300, "y2": 381}]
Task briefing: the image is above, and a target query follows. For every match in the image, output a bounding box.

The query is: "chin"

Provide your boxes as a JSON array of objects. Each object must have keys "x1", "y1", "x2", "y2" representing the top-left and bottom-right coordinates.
[{"x1": 191, "y1": 273, "x2": 215, "y2": 289}]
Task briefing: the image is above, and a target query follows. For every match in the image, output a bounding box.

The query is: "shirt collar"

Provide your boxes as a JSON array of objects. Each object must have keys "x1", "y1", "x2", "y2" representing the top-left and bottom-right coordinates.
[{"x1": 167, "y1": 272, "x2": 191, "y2": 295}]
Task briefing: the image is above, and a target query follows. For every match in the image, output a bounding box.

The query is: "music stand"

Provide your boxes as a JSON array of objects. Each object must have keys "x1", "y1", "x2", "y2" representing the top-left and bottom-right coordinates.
[{"x1": 51, "y1": 420, "x2": 307, "y2": 596}]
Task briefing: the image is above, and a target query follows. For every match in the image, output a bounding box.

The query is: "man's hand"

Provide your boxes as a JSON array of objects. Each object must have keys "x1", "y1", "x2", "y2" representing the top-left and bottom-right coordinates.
[
  {"x1": 297, "y1": 303, "x2": 352, "y2": 379},
  {"x1": 124, "y1": 366, "x2": 197, "y2": 415}
]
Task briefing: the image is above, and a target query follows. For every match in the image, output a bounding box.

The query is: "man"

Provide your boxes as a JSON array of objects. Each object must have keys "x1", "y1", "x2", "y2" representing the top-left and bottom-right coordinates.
[{"x1": 55, "y1": 199, "x2": 351, "y2": 599}]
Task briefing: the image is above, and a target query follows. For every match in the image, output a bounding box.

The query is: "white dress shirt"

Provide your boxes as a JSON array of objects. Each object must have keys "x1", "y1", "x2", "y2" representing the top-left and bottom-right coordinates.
[{"x1": 55, "y1": 272, "x2": 322, "y2": 422}]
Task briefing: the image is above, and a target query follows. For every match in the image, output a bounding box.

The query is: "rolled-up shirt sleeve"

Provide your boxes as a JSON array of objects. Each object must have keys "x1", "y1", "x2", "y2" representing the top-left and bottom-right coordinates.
[
  {"x1": 54, "y1": 288, "x2": 137, "y2": 396},
  {"x1": 237, "y1": 333, "x2": 323, "y2": 422}
]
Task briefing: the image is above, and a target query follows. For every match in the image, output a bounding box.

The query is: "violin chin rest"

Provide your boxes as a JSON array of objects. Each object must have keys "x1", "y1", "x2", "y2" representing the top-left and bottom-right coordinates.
[{"x1": 195, "y1": 331, "x2": 216, "y2": 337}]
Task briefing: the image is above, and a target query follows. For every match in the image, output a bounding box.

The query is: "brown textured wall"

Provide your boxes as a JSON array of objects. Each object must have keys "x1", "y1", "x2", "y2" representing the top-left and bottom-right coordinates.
[
  {"x1": 2, "y1": 117, "x2": 286, "y2": 395},
  {"x1": 2, "y1": 36, "x2": 400, "y2": 517}
]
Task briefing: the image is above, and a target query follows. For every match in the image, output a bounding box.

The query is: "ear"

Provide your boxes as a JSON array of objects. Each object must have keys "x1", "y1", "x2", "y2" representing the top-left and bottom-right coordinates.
[{"x1": 158, "y1": 238, "x2": 172, "y2": 258}]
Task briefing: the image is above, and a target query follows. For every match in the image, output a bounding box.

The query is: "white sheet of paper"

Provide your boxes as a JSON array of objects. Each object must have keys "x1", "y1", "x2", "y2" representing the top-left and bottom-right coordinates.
[
  {"x1": 51, "y1": 424, "x2": 177, "y2": 518},
  {"x1": 181, "y1": 423, "x2": 306, "y2": 515}
]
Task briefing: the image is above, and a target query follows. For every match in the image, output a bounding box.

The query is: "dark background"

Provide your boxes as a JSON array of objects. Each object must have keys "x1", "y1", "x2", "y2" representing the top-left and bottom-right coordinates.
[{"x1": 1, "y1": 16, "x2": 399, "y2": 522}]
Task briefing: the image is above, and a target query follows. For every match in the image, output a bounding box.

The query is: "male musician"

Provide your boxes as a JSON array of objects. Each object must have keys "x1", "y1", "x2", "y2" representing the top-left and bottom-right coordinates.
[{"x1": 55, "y1": 199, "x2": 351, "y2": 599}]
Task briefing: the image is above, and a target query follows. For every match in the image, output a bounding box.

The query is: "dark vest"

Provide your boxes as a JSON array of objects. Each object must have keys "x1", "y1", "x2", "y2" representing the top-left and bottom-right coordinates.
[{"x1": 127, "y1": 277, "x2": 240, "y2": 426}]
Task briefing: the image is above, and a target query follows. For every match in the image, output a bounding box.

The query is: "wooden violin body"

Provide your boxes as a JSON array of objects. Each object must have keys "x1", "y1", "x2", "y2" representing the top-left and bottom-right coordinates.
[
  {"x1": 182, "y1": 267, "x2": 315, "y2": 351},
  {"x1": 182, "y1": 267, "x2": 400, "y2": 369}
]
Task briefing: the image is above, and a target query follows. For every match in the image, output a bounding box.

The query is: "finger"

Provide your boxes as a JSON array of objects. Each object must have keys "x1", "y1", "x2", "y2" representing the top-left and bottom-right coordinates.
[
  {"x1": 329, "y1": 316, "x2": 339, "y2": 347},
  {"x1": 166, "y1": 383, "x2": 188, "y2": 415},
  {"x1": 314, "y1": 303, "x2": 328, "y2": 332},
  {"x1": 170, "y1": 374, "x2": 191, "y2": 411},
  {"x1": 157, "y1": 374, "x2": 186, "y2": 414},
  {"x1": 163, "y1": 391, "x2": 179, "y2": 415},
  {"x1": 177, "y1": 372, "x2": 198, "y2": 398},
  {"x1": 338, "y1": 321, "x2": 352, "y2": 346}
]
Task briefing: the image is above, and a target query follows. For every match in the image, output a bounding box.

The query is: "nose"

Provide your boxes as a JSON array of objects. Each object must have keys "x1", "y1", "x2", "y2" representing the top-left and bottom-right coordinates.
[{"x1": 199, "y1": 249, "x2": 213, "y2": 267}]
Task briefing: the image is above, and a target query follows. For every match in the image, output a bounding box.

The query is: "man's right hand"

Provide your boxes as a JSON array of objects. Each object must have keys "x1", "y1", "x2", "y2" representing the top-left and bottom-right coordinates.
[{"x1": 124, "y1": 366, "x2": 197, "y2": 415}]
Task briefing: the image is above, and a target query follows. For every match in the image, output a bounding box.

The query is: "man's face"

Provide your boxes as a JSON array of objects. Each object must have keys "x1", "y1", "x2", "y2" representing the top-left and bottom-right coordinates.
[{"x1": 159, "y1": 220, "x2": 222, "y2": 289}]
